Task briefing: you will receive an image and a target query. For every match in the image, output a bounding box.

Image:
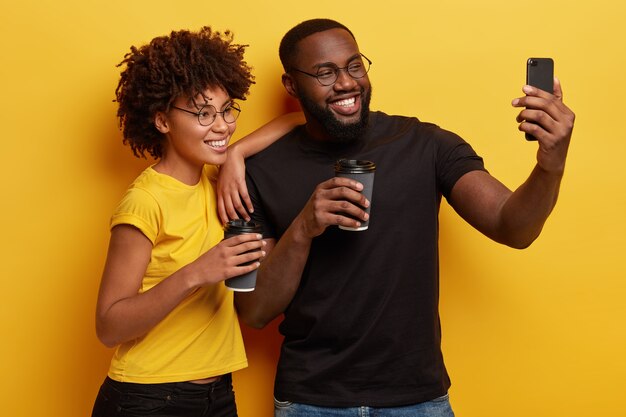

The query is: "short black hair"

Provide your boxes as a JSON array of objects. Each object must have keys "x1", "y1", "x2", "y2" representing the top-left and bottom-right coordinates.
[
  {"x1": 279, "y1": 18, "x2": 355, "y2": 71},
  {"x1": 115, "y1": 26, "x2": 255, "y2": 159}
]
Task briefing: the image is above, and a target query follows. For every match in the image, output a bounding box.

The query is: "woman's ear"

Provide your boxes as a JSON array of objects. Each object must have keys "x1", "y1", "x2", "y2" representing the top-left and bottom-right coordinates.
[
  {"x1": 282, "y1": 73, "x2": 299, "y2": 98},
  {"x1": 154, "y1": 111, "x2": 170, "y2": 134}
]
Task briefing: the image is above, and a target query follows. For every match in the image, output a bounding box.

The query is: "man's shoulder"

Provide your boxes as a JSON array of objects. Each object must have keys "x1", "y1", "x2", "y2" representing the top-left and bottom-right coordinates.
[{"x1": 369, "y1": 111, "x2": 453, "y2": 141}]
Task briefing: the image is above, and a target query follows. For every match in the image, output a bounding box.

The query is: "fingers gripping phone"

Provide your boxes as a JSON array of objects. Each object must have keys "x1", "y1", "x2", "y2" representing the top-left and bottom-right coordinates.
[{"x1": 525, "y1": 57, "x2": 554, "y2": 141}]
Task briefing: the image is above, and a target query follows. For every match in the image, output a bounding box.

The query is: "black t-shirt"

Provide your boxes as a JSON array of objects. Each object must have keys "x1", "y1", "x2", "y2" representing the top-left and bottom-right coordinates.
[{"x1": 245, "y1": 111, "x2": 486, "y2": 407}]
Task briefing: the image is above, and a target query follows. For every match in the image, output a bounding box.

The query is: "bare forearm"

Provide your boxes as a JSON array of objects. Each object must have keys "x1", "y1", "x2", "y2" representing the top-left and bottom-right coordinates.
[
  {"x1": 96, "y1": 268, "x2": 197, "y2": 347},
  {"x1": 231, "y1": 112, "x2": 304, "y2": 158},
  {"x1": 450, "y1": 167, "x2": 564, "y2": 249},
  {"x1": 236, "y1": 223, "x2": 311, "y2": 328},
  {"x1": 498, "y1": 164, "x2": 563, "y2": 248}
]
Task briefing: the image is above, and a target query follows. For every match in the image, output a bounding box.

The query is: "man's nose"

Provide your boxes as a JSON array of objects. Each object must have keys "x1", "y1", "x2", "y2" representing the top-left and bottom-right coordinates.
[{"x1": 333, "y1": 68, "x2": 358, "y2": 90}]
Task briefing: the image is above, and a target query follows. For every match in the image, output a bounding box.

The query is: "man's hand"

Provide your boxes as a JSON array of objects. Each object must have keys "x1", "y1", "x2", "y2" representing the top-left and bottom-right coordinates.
[
  {"x1": 294, "y1": 176, "x2": 369, "y2": 240},
  {"x1": 512, "y1": 77, "x2": 576, "y2": 175}
]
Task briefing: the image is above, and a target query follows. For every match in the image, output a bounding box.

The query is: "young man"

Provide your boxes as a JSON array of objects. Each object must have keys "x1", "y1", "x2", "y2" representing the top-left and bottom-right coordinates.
[{"x1": 233, "y1": 18, "x2": 574, "y2": 416}]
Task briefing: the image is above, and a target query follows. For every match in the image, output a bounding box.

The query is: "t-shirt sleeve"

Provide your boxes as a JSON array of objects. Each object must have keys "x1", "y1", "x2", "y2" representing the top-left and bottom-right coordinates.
[
  {"x1": 434, "y1": 128, "x2": 487, "y2": 198},
  {"x1": 110, "y1": 187, "x2": 160, "y2": 244}
]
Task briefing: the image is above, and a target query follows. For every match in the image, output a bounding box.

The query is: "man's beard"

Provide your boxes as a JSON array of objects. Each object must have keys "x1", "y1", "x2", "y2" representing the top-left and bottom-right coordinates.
[{"x1": 298, "y1": 86, "x2": 371, "y2": 143}]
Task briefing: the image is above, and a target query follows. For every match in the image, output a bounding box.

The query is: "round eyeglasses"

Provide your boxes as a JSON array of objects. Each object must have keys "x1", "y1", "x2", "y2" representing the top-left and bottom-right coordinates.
[
  {"x1": 290, "y1": 53, "x2": 372, "y2": 86},
  {"x1": 171, "y1": 102, "x2": 241, "y2": 126}
]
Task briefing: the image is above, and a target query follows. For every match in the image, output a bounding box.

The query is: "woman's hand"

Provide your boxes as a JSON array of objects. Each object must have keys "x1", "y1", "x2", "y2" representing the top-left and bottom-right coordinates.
[{"x1": 217, "y1": 144, "x2": 253, "y2": 224}]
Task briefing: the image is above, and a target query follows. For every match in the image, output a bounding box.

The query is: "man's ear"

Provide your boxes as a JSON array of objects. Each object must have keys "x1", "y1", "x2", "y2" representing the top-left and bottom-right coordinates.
[
  {"x1": 282, "y1": 73, "x2": 299, "y2": 98},
  {"x1": 154, "y1": 111, "x2": 170, "y2": 134}
]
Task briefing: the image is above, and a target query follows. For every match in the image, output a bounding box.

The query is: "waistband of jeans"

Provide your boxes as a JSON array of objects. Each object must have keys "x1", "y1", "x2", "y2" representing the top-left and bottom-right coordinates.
[{"x1": 105, "y1": 373, "x2": 231, "y2": 392}]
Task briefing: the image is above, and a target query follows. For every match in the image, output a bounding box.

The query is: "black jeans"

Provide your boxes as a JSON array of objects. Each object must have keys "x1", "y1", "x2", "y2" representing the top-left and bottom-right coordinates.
[{"x1": 91, "y1": 374, "x2": 237, "y2": 417}]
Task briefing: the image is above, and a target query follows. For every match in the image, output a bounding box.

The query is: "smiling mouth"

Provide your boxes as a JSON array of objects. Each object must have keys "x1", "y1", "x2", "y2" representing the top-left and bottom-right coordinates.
[
  {"x1": 204, "y1": 139, "x2": 227, "y2": 148},
  {"x1": 329, "y1": 95, "x2": 360, "y2": 116},
  {"x1": 334, "y1": 97, "x2": 356, "y2": 107}
]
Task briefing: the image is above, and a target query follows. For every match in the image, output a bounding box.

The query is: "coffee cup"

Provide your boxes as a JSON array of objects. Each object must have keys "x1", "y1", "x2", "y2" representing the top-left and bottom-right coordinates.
[
  {"x1": 334, "y1": 159, "x2": 376, "y2": 231},
  {"x1": 223, "y1": 219, "x2": 262, "y2": 291}
]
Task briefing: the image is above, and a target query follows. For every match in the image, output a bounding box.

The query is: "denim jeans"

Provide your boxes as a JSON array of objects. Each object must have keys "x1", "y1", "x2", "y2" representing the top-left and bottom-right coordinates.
[
  {"x1": 274, "y1": 394, "x2": 454, "y2": 417},
  {"x1": 91, "y1": 374, "x2": 237, "y2": 417}
]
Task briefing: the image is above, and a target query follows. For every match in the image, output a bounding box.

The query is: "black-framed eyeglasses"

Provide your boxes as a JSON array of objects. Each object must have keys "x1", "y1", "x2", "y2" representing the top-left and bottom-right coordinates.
[
  {"x1": 170, "y1": 101, "x2": 241, "y2": 126},
  {"x1": 290, "y1": 53, "x2": 372, "y2": 86}
]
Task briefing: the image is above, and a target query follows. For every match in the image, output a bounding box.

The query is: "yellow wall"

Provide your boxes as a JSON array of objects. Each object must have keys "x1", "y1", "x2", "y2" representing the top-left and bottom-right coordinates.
[{"x1": 1, "y1": 1, "x2": 624, "y2": 416}]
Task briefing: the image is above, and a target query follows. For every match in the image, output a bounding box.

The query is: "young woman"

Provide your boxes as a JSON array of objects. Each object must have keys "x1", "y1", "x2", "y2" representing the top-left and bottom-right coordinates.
[{"x1": 92, "y1": 27, "x2": 300, "y2": 417}]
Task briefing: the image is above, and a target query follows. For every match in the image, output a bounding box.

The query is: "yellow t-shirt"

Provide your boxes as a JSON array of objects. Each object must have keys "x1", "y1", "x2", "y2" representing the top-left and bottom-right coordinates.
[{"x1": 107, "y1": 165, "x2": 247, "y2": 383}]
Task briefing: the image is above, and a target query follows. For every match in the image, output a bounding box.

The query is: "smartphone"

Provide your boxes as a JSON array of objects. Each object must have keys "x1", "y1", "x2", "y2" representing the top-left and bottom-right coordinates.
[{"x1": 525, "y1": 57, "x2": 554, "y2": 141}]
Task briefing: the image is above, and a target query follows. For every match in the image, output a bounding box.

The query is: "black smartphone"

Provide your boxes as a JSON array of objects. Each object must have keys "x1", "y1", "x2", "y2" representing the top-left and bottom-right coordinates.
[{"x1": 525, "y1": 57, "x2": 554, "y2": 141}]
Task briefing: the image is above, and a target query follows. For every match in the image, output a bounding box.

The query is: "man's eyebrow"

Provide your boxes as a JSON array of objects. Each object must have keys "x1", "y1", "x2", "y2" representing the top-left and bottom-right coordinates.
[{"x1": 314, "y1": 53, "x2": 362, "y2": 68}]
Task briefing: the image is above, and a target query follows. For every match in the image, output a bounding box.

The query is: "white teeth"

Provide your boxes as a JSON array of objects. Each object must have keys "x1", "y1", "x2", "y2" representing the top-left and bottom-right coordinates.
[
  {"x1": 334, "y1": 97, "x2": 356, "y2": 107},
  {"x1": 205, "y1": 139, "x2": 226, "y2": 147}
]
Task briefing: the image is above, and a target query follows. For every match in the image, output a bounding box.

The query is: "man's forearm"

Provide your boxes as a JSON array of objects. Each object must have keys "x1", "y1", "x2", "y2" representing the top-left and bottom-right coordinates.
[
  {"x1": 235, "y1": 220, "x2": 312, "y2": 328},
  {"x1": 498, "y1": 164, "x2": 563, "y2": 248}
]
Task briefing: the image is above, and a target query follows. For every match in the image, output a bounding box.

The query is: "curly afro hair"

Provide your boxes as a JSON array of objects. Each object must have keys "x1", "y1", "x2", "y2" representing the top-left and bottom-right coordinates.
[{"x1": 115, "y1": 26, "x2": 255, "y2": 159}]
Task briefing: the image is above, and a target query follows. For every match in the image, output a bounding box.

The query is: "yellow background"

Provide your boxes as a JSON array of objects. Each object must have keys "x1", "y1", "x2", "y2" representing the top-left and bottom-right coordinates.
[{"x1": 1, "y1": 1, "x2": 624, "y2": 416}]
